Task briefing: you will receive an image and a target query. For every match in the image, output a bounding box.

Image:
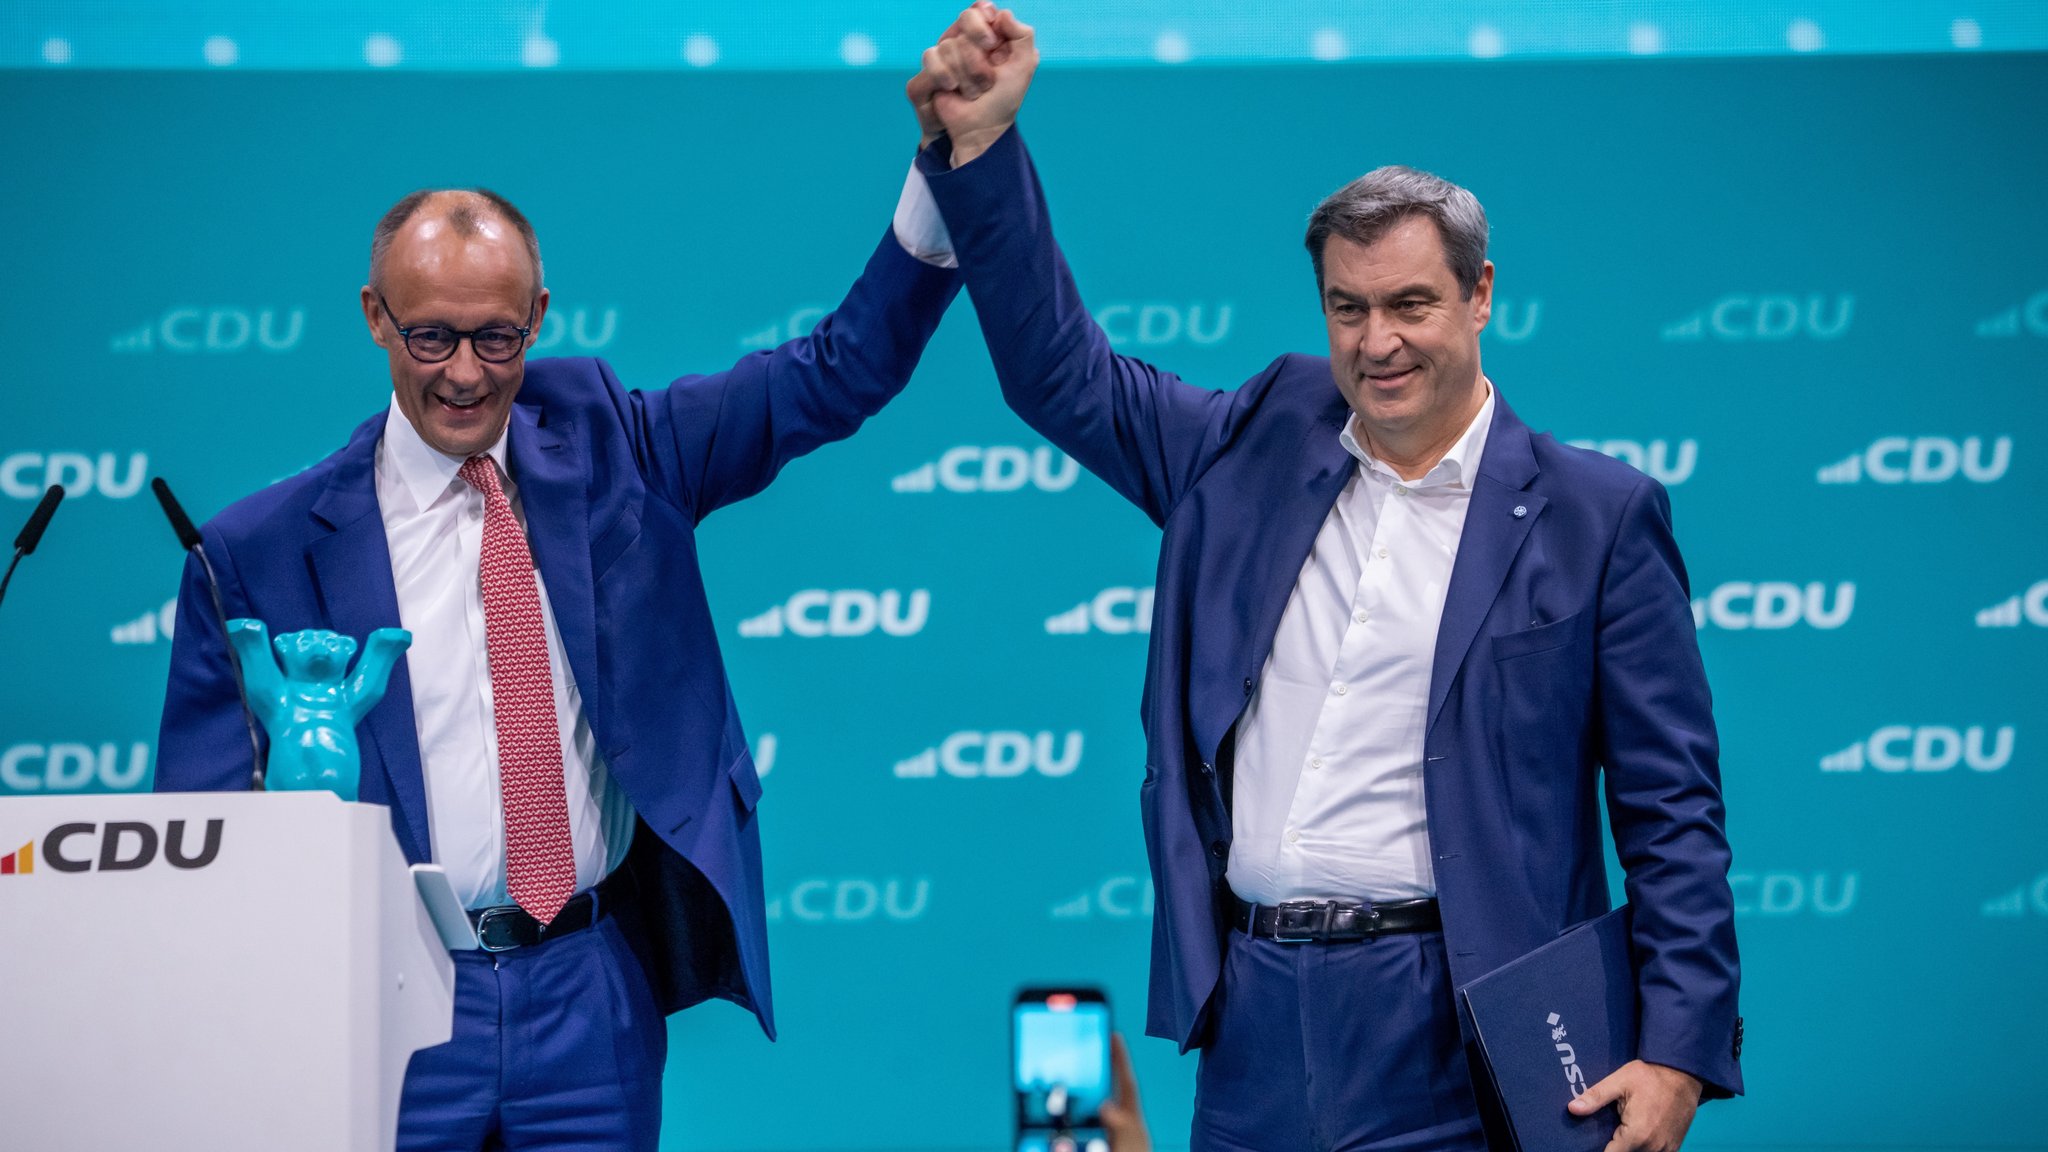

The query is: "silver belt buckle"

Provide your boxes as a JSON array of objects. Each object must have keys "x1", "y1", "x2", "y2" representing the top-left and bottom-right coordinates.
[
  {"x1": 473, "y1": 906, "x2": 524, "y2": 952},
  {"x1": 1271, "y1": 900, "x2": 1334, "y2": 943}
]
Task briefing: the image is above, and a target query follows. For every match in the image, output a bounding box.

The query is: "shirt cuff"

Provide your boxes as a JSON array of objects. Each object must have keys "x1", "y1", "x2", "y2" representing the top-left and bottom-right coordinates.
[{"x1": 891, "y1": 160, "x2": 958, "y2": 269}]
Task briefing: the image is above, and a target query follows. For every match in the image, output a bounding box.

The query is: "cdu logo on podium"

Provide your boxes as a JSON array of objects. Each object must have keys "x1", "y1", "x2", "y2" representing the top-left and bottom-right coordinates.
[{"x1": 3, "y1": 818, "x2": 224, "y2": 874}]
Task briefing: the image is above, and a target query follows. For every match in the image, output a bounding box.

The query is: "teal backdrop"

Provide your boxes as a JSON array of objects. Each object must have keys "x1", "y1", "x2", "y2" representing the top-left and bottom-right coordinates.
[{"x1": 2, "y1": 50, "x2": 2045, "y2": 1151}]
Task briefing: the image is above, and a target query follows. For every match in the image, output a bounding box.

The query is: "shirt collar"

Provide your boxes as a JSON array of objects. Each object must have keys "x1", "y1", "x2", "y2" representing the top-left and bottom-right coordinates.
[
  {"x1": 1340, "y1": 379, "x2": 1496, "y2": 490},
  {"x1": 380, "y1": 397, "x2": 511, "y2": 514}
]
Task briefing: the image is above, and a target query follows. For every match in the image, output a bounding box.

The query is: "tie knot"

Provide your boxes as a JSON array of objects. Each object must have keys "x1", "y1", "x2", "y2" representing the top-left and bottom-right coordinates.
[{"x1": 458, "y1": 455, "x2": 500, "y2": 495}]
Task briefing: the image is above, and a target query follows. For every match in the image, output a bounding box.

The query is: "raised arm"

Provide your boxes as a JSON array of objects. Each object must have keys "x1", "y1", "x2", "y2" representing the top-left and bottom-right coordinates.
[
  {"x1": 909, "y1": 6, "x2": 1246, "y2": 525},
  {"x1": 629, "y1": 224, "x2": 962, "y2": 523}
]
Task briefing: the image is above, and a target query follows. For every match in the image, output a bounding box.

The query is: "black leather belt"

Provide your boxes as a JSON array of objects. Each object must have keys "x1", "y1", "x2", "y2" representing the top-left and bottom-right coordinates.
[
  {"x1": 469, "y1": 889, "x2": 602, "y2": 953},
  {"x1": 1235, "y1": 897, "x2": 1441, "y2": 943}
]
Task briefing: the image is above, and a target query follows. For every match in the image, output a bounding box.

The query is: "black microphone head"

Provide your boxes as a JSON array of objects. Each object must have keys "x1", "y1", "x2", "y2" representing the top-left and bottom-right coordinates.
[
  {"x1": 151, "y1": 477, "x2": 205, "y2": 551},
  {"x1": 14, "y1": 484, "x2": 63, "y2": 555}
]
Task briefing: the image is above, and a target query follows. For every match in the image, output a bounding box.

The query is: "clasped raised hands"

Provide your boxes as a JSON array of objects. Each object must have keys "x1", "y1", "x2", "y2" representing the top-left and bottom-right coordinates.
[{"x1": 907, "y1": 1, "x2": 1038, "y2": 166}]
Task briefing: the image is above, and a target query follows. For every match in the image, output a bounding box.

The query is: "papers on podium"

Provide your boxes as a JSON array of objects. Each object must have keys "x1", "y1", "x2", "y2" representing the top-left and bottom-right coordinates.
[
  {"x1": 413, "y1": 863, "x2": 481, "y2": 949},
  {"x1": 1459, "y1": 906, "x2": 1636, "y2": 1152}
]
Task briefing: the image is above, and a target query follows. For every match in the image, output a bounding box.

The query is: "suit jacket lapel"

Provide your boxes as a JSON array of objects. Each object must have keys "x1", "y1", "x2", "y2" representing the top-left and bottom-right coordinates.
[
  {"x1": 505, "y1": 404, "x2": 601, "y2": 733},
  {"x1": 1427, "y1": 396, "x2": 1546, "y2": 734},
  {"x1": 1194, "y1": 392, "x2": 1353, "y2": 764},
  {"x1": 306, "y1": 416, "x2": 431, "y2": 863}
]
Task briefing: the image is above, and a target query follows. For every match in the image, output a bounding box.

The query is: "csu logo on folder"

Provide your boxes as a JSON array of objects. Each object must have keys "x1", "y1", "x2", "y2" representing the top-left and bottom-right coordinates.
[
  {"x1": 0, "y1": 820, "x2": 223, "y2": 875},
  {"x1": 1544, "y1": 1013, "x2": 1589, "y2": 1099}
]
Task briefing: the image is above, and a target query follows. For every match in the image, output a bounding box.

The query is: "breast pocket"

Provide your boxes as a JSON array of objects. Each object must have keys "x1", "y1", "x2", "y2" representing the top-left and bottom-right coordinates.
[
  {"x1": 591, "y1": 502, "x2": 643, "y2": 582},
  {"x1": 1486, "y1": 610, "x2": 1593, "y2": 749},
  {"x1": 1489, "y1": 610, "x2": 1586, "y2": 663}
]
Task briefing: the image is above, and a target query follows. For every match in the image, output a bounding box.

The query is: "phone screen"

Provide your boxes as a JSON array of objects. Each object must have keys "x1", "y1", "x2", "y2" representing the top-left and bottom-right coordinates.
[{"x1": 1013, "y1": 989, "x2": 1111, "y2": 1129}]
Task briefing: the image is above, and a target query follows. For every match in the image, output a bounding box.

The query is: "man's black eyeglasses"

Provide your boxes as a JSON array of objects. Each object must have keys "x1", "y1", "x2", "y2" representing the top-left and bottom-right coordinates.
[{"x1": 378, "y1": 293, "x2": 536, "y2": 364}]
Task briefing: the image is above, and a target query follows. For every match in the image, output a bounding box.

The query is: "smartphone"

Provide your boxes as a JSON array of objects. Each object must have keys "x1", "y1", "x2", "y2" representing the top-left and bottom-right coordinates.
[
  {"x1": 1013, "y1": 986, "x2": 1112, "y2": 1152},
  {"x1": 1015, "y1": 1129, "x2": 1108, "y2": 1152}
]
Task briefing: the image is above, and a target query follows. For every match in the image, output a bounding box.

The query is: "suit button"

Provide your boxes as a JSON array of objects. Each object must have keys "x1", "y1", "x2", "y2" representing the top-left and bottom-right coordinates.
[
  {"x1": 1199, "y1": 761, "x2": 1214, "y2": 776},
  {"x1": 1243, "y1": 677, "x2": 1253, "y2": 695},
  {"x1": 1210, "y1": 840, "x2": 1227, "y2": 859}
]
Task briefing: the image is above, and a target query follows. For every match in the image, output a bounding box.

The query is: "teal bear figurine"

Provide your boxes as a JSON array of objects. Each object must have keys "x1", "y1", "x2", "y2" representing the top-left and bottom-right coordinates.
[{"x1": 226, "y1": 619, "x2": 411, "y2": 802}]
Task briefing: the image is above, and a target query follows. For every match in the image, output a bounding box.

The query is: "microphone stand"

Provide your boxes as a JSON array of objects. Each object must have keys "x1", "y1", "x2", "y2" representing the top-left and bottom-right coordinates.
[
  {"x1": 0, "y1": 485, "x2": 65, "y2": 612},
  {"x1": 152, "y1": 478, "x2": 267, "y2": 790}
]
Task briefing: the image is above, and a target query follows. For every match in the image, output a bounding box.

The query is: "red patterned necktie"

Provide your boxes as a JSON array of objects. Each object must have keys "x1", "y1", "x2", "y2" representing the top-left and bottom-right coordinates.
[{"x1": 458, "y1": 455, "x2": 576, "y2": 925}]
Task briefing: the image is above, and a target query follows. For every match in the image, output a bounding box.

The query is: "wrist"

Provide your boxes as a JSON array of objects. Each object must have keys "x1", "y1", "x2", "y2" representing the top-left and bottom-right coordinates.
[{"x1": 947, "y1": 122, "x2": 1010, "y2": 167}]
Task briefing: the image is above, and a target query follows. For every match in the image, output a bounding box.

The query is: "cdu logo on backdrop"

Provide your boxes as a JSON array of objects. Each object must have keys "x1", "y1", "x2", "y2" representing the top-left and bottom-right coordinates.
[
  {"x1": 1980, "y1": 874, "x2": 2048, "y2": 917},
  {"x1": 1660, "y1": 294, "x2": 1853, "y2": 341},
  {"x1": 737, "y1": 589, "x2": 930, "y2": 638},
  {"x1": 1972, "y1": 290, "x2": 2048, "y2": 337},
  {"x1": 1567, "y1": 439, "x2": 1696, "y2": 485},
  {"x1": 1092, "y1": 301, "x2": 1232, "y2": 347},
  {"x1": 1049, "y1": 875, "x2": 1155, "y2": 920},
  {"x1": 738, "y1": 305, "x2": 826, "y2": 351},
  {"x1": 109, "y1": 307, "x2": 304, "y2": 354},
  {"x1": 1045, "y1": 587, "x2": 1153, "y2": 635},
  {"x1": 1692, "y1": 582, "x2": 1855, "y2": 630},
  {"x1": 1976, "y1": 580, "x2": 2048, "y2": 628},
  {"x1": 1819, "y1": 725, "x2": 2016, "y2": 773},
  {"x1": 112, "y1": 599, "x2": 178, "y2": 646},
  {"x1": 1, "y1": 743, "x2": 153, "y2": 793},
  {"x1": 765, "y1": 876, "x2": 931, "y2": 923},
  {"x1": 1485, "y1": 297, "x2": 1541, "y2": 343},
  {"x1": 2, "y1": 452, "x2": 148, "y2": 500},
  {"x1": 891, "y1": 446, "x2": 1079, "y2": 493},
  {"x1": 1730, "y1": 872, "x2": 1858, "y2": 917},
  {"x1": 1815, "y1": 436, "x2": 2011, "y2": 484},
  {"x1": 892, "y1": 730, "x2": 1084, "y2": 780},
  {"x1": 531, "y1": 305, "x2": 617, "y2": 352}
]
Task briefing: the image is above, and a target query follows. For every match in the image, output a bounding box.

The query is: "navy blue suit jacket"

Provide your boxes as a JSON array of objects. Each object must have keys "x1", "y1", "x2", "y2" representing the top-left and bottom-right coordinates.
[
  {"x1": 923, "y1": 129, "x2": 1742, "y2": 1095},
  {"x1": 154, "y1": 231, "x2": 961, "y2": 1039}
]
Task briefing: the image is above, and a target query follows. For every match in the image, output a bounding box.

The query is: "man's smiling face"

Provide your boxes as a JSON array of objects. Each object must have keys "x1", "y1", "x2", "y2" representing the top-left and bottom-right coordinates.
[
  {"x1": 362, "y1": 200, "x2": 548, "y2": 459},
  {"x1": 1319, "y1": 215, "x2": 1491, "y2": 451}
]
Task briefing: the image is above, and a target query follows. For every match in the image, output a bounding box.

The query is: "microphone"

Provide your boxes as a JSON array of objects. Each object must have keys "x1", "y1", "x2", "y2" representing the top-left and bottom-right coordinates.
[
  {"x1": 0, "y1": 484, "x2": 65, "y2": 611},
  {"x1": 14, "y1": 484, "x2": 63, "y2": 554},
  {"x1": 152, "y1": 478, "x2": 267, "y2": 790},
  {"x1": 153, "y1": 476, "x2": 204, "y2": 551}
]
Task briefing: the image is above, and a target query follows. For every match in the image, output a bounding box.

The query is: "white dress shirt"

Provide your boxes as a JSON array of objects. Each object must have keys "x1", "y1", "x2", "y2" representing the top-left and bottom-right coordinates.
[
  {"x1": 893, "y1": 163, "x2": 957, "y2": 268},
  {"x1": 1227, "y1": 385, "x2": 1495, "y2": 906},
  {"x1": 375, "y1": 400, "x2": 635, "y2": 910}
]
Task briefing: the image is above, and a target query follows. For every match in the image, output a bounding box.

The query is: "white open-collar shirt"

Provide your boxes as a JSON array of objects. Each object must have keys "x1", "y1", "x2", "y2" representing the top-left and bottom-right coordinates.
[{"x1": 1227, "y1": 384, "x2": 1496, "y2": 906}]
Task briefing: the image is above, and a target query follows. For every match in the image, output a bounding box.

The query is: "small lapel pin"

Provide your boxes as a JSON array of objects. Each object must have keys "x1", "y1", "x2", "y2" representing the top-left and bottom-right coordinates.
[{"x1": 1512, "y1": 505, "x2": 1527, "y2": 518}]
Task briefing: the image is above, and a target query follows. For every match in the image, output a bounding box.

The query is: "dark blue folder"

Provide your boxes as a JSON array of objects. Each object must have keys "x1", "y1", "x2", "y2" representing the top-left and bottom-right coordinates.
[{"x1": 1459, "y1": 906, "x2": 1637, "y2": 1152}]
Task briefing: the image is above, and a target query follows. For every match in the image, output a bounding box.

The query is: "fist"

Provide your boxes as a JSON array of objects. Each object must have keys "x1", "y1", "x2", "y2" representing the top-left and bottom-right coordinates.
[{"x1": 907, "y1": 1, "x2": 1038, "y2": 165}]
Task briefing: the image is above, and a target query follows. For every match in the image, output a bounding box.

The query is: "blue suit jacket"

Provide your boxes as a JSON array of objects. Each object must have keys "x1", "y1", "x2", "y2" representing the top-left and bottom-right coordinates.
[
  {"x1": 154, "y1": 230, "x2": 961, "y2": 1040},
  {"x1": 922, "y1": 129, "x2": 1743, "y2": 1095}
]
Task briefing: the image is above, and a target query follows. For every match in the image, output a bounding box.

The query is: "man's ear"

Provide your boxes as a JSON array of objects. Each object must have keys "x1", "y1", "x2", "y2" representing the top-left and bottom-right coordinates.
[
  {"x1": 361, "y1": 285, "x2": 390, "y2": 349},
  {"x1": 526, "y1": 287, "x2": 551, "y2": 352}
]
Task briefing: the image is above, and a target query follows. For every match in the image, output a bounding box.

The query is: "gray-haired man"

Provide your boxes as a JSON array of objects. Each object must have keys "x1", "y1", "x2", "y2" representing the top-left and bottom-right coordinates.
[{"x1": 900, "y1": 6, "x2": 1743, "y2": 1151}]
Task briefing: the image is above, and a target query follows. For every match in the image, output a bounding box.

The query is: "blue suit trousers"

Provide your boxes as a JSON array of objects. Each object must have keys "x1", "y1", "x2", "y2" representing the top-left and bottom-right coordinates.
[
  {"x1": 1192, "y1": 930, "x2": 1501, "y2": 1152},
  {"x1": 397, "y1": 916, "x2": 667, "y2": 1151}
]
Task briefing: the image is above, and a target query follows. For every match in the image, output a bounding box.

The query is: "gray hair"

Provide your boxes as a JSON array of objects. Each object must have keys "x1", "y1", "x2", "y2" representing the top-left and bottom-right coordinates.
[
  {"x1": 369, "y1": 187, "x2": 543, "y2": 296},
  {"x1": 1304, "y1": 165, "x2": 1488, "y2": 298}
]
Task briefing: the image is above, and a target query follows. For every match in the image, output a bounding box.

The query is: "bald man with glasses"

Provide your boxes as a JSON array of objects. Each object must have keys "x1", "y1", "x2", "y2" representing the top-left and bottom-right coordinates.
[{"x1": 155, "y1": 180, "x2": 961, "y2": 1148}]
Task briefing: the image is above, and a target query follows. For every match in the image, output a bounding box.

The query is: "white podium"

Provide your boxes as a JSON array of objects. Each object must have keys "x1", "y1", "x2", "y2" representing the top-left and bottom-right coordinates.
[{"x1": 0, "y1": 790, "x2": 456, "y2": 1152}]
